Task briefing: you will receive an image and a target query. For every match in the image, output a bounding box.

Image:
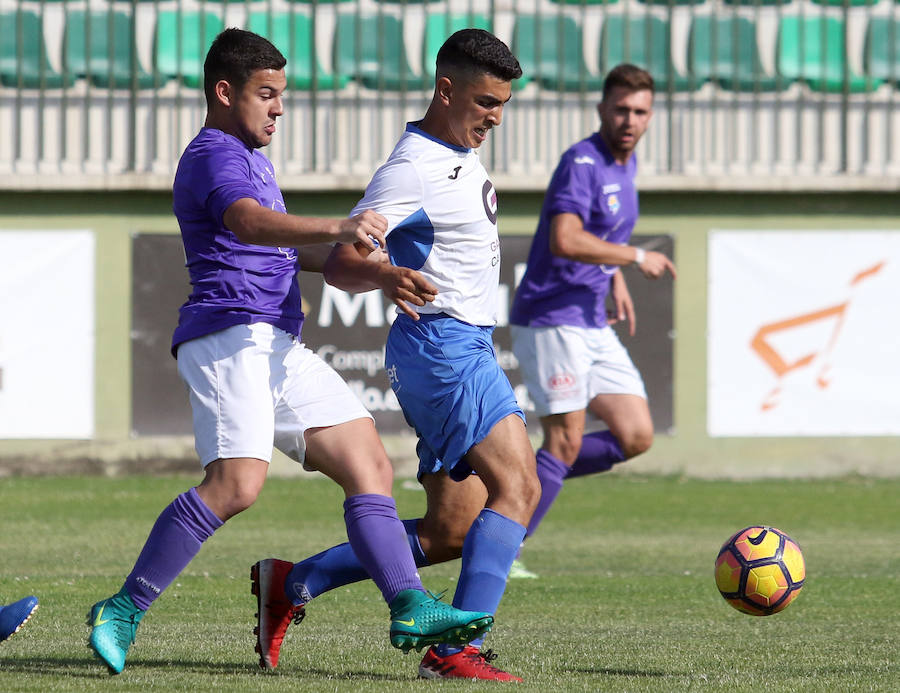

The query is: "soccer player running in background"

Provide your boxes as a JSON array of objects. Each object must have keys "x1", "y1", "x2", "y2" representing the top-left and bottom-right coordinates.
[
  {"x1": 0, "y1": 595, "x2": 38, "y2": 642},
  {"x1": 251, "y1": 29, "x2": 539, "y2": 682},
  {"x1": 507, "y1": 64, "x2": 676, "y2": 579},
  {"x1": 85, "y1": 28, "x2": 492, "y2": 675}
]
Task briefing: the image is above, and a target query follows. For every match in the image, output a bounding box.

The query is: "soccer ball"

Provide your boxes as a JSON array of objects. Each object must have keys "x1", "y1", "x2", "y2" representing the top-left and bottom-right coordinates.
[{"x1": 715, "y1": 525, "x2": 805, "y2": 616}]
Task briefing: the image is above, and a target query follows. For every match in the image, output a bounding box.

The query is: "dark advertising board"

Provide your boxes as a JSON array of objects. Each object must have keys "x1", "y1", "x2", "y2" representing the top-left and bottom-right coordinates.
[{"x1": 132, "y1": 234, "x2": 673, "y2": 436}]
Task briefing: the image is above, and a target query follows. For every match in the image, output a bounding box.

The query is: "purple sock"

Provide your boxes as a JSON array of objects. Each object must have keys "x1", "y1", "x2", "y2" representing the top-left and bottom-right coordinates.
[
  {"x1": 524, "y1": 449, "x2": 570, "y2": 540},
  {"x1": 124, "y1": 487, "x2": 223, "y2": 610},
  {"x1": 343, "y1": 494, "x2": 423, "y2": 604},
  {"x1": 566, "y1": 430, "x2": 625, "y2": 479}
]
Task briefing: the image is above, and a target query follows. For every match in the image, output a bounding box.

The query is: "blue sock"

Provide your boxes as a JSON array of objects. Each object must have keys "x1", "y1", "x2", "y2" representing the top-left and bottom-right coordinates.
[
  {"x1": 285, "y1": 517, "x2": 430, "y2": 605},
  {"x1": 436, "y1": 508, "x2": 525, "y2": 656}
]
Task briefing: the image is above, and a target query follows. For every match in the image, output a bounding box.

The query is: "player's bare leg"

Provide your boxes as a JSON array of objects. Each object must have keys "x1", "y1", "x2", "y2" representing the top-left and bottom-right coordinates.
[{"x1": 586, "y1": 393, "x2": 653, "y2": 461}]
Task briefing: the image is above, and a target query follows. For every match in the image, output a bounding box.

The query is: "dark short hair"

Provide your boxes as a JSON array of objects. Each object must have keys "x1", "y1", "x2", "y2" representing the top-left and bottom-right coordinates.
[
  {"x1": 436, "y1": 29, "x2": 522, "y2": 84},
  {"x1": 602, "y1": 63, "x2": 655, "y2": 101},
  {"x1": 203, "y1": 28, "x2": 286, "y2": 107}
]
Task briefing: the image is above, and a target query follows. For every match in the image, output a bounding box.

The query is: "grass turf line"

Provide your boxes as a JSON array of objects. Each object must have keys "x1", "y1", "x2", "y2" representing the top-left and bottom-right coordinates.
[{"x1": 0, "y1": 475, "x2": 898, "y2": 691}]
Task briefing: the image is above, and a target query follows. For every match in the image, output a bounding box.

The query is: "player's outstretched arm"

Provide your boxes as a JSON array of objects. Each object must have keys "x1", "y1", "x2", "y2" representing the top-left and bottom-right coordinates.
[
  {"x1": 550, "y1": 213, "x2": 676, "y2": 280},
  {"x1": 634, "y1": 250, "x2": 677, "y2": 280},
  {"x1": 223, "y1": 198, "x2": 386, "y2": 250},
  {"x1": 323, "y1": 243, "x2": 437, "y2": 320}
]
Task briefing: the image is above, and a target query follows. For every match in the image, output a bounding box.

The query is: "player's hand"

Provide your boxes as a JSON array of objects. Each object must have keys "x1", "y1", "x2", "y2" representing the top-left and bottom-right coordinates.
[
  {"x1": 335, "y1": 210, "x2": 387, "y2": 251},
  {"x1": 637, "y1": 250, "x2": 677, "y2": 280},
  {"x1": 608, "y1": 271, "x2": 636, "y2": 336},
  {"x1": 376, "y1": 265, "x2": 438, "y2": 320}
]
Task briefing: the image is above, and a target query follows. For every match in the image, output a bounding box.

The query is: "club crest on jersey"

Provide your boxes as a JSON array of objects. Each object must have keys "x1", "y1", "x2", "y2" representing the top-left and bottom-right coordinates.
[
  {"x1": 606, "y1": 193, "x2": 621, "y2": 215},
  {"x1": 482, "y1": 179, "x2": 498, "y2": 224}
]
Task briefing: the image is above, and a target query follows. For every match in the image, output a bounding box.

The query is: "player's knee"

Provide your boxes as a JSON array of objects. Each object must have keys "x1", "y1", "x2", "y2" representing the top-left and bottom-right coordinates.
[
  {"x1": 509, "y1": 468, "x2": 542, "y2": 517},
  {"x1": 214, "y1": 481, "x2": 263, "y2": 519},
  {"x1": 367, "y1": 453, "x2": 395, "y2": 486},
  {"x1": 621, "y1": 429, "x2": 653, "y2": 459},
  {"x1": 545, "y1": 429, "x2": 582, "y2": 465}
]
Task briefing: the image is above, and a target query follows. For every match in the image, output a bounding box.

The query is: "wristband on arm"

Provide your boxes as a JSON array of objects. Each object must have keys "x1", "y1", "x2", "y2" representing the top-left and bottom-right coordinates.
[{"x1": 632, "y1": 246, "x2": 646, "y2": 266}]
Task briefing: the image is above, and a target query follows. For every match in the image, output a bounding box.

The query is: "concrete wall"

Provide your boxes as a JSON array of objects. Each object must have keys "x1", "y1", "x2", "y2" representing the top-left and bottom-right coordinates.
[{"x1": 0, "y1": 190, "x2": 897, "y2": 478}]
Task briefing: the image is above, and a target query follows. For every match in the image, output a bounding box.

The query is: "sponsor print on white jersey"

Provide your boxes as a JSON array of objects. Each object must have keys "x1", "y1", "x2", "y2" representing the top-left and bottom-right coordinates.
[{"x1": 351, "y1": 123, "x2": 501, "y2": 326}]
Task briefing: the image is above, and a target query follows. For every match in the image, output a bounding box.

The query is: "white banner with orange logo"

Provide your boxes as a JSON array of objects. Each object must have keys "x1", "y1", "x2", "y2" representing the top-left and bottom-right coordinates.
[
  {"x1": 708, "y1": 230, "x2": 900, "y2": 436},
  {"x1": 0, "y1": 231, "x2": 95, "y2": 438}
]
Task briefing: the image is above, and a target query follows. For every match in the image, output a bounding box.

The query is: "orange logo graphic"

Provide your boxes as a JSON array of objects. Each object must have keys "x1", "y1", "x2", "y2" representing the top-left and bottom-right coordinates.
[{"x1": 750, "y1": 262, "x2": 885, "y2": 411}]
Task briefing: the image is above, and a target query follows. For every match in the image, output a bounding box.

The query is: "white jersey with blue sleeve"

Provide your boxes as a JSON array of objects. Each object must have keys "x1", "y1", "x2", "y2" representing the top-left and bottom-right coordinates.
[{"x1": 350, "y1": 122, "x2": 501, "y2": 327}]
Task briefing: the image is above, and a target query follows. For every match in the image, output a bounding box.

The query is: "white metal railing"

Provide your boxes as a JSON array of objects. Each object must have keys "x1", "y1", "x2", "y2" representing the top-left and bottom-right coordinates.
[{"x1": 0, "y1": 0, "x2": 898, "y2": 191}]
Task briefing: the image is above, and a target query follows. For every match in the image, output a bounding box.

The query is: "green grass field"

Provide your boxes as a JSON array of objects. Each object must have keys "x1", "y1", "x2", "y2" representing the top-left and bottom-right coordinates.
[{"x1": 1, "y1": 474, "x2": 898, "y2": 692}]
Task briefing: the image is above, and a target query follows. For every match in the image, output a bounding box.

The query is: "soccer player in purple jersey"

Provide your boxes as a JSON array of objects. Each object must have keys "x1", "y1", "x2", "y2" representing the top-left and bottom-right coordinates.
[
  {"x1": 508, "y1": 64, "x2": 677, "y2": 578},
  {"x1": 85, "y1": 28, "x2": 492, "y2": 676}
]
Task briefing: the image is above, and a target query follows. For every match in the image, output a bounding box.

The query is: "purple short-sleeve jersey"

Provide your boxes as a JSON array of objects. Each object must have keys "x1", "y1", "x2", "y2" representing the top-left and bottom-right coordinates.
[
  {"x1": 510, "y1": 133, "x2": 638, "y2": 328},
  {"x1": 170, "y1": 128, "x2": 302, "y2": 354}
]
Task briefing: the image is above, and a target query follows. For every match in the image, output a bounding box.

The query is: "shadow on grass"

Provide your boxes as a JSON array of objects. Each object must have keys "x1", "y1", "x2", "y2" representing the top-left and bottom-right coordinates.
[{"x1": 0, "y1": 656, "x2": 410, "y2": 682}]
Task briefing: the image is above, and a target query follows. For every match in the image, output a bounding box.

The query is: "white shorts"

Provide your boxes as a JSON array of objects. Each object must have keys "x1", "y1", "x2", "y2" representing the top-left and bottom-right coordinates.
[
  {"x1": 176, "y1": 322, "x2": 372, "y2": 468},
  {"x1": 510, "y1": 324, "x2": 647, "y2": 418}
]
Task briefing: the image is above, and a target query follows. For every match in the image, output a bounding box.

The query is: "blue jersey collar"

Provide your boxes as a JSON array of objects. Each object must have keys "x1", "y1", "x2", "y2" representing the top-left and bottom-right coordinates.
[{"x1": 406, "y1": 121, "x2": 471, "y2": 153}]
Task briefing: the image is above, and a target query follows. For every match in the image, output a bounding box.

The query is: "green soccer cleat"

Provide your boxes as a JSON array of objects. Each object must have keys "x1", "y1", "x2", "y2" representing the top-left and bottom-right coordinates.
[
  {"x1": 86, "y1": 588, "x2": 145, "y2": 674},
  {"x1": 388, "y1": 589, "x2": 493, "y2": 654}
]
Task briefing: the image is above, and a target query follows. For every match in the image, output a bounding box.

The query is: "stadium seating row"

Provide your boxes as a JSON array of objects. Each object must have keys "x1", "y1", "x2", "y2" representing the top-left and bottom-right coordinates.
[
  {"x1": 13, "y1": 0, "x2": 897, "y2": 5},
  {"x1": 0, "y1": 10, "x2": 896, "y2": 92}
]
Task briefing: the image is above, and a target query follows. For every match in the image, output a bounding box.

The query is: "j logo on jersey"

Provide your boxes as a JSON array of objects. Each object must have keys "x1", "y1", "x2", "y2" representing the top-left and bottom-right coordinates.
[
  {"x1": 482, "y1": 179, "x2": 498, "y2": 224},
  {"x1": 606, "y1": 193, "x2": 621, "y2": 215}
]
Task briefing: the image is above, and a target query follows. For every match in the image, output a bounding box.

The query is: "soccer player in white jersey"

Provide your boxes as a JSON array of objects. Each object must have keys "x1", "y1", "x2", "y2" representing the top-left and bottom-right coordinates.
[
  {"x1": 509, "y1": 64, "x2": 676, "y2": 578},
  {"x1": 84, "y1": 28, "x2": 492, "y2": 676},
  {"x1": 252, "y1": 30, "x2": 538, "y2": 681}
]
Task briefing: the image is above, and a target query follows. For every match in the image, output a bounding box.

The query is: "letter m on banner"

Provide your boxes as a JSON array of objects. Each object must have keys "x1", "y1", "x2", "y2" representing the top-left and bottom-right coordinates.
[{"x1": 318, "y1": 285, "x2": 385, "y2": 327}]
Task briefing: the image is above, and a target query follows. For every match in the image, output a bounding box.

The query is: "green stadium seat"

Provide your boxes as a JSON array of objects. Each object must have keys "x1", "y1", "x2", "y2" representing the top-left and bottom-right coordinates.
[
  {"x1": 688, "y1": 16, "x2": 780, "y2": 91},
  {"x1": 637, "y1": 0, "x2": 706, "y2": 6},
  {"x1": 513, "y1": 15, "x2": 603, "y2": 91},
  {"x1": 865, "y1": 18, "x2": 900, "y2": 83},
  {"x1": 333, "y1": 14, "x2": 421, "y2": 90},
  {"x1": 423, "y1": 13, "x2": 493, "y2": 83},
  {"x1": 64, "y1": 10, "x2": 156, "y2": 88},
  {"x1": 248, "y1": 12, "x2": 348, "y2": 90},
  {"x1": 777, "y1": 16, "x2": 879, "y2": 92},
  {"x1": 0, "y1": 10, "x2": 71, "y2": 87},
  {"x1": 155, "y1": 11, "x2": 223, "y2": 89},
  {"x1": 722, "y1": 0, "x2": 791, "y2": 6},
  {"x1": 600, "y1": 16, "x2": 693, "y2": 91},
  {"x1": 811, "y1": 0, "x2": 878, "y2": 6}
]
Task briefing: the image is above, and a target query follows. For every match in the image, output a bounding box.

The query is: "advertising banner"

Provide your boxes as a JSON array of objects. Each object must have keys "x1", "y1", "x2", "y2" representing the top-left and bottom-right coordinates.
[
  {"x1": 0, "y1": 231, "x2": 95, "y2": 438},
  {"x1": 708, "y1": 230, "x2": 900, "y2": 436},
  {"x1": 132, "y1": 234, "x2": 674, "y2": 437}
]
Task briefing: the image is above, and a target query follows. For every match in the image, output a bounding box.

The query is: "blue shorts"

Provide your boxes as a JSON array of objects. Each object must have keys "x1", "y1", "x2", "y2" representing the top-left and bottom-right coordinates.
[{"x1": 385, "y1": 314, "x2": 525, "y2": 481}]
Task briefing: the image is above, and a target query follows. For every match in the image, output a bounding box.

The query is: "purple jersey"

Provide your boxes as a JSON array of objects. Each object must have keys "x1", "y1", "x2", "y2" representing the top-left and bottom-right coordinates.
[
  {"x1": 510, "y1": 133, "x2": 638, "y2": 328},
  {"x1": 171, "y1": 128, "x2": 302, "y2": 354}
]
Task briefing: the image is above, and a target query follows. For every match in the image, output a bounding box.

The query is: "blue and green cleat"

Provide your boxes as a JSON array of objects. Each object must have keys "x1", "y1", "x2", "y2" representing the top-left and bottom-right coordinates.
[
  {"x1": 388, "y1": 589, "x2": 493, "y2": 654},
  {"x1": 0, "y1": 595, "x2": 38, "y2": 642},
  {"x1": 86, "y1": 587, "x2": 145, "y2": 674}
]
